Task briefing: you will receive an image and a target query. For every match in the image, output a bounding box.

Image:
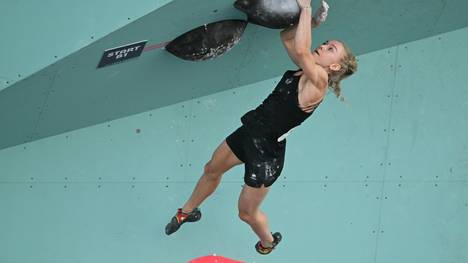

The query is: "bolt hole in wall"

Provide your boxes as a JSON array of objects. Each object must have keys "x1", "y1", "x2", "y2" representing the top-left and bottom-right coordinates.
[{"x1": 1, "y1": 1, "x2": 468, "y2": 263}]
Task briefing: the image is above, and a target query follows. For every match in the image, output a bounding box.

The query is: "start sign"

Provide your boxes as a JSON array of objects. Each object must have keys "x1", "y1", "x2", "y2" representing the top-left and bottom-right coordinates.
[{"x1": 97, "y1": 40, "x2": 147, "y2": 68}]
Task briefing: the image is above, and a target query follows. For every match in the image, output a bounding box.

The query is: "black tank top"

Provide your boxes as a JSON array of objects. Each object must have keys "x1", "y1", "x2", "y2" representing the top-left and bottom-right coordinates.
[{"x1": 241, "y1": 69, "x2": 322, "y2": 140}]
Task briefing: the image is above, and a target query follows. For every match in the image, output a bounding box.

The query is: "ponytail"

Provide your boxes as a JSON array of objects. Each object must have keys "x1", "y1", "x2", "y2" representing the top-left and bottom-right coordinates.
[{"x1": 328, "y1": 41, "x2": 358, "y2": 102}]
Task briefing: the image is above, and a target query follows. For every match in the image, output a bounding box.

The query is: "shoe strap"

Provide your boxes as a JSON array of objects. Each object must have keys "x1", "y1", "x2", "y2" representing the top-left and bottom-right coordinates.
[
  {"x1": 256, "y1": 241, "x2": 273, "y2": 254},
  {"x1": 176, "y1": 208, "x2": 189, "y2": 222}
]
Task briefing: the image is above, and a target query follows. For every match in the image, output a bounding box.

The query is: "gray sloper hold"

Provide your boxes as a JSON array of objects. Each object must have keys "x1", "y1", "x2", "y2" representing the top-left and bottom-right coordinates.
[
  {"x1": 234, "y1": 0, "x2": 300, "y2": 29},
  {"x1": 166, "y1": 19, "x2": 248, "y2": 61}
]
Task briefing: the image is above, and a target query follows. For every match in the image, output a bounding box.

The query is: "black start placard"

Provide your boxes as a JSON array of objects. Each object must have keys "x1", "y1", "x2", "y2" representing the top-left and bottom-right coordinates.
[{"x1": 97, "y1": 40, "x2": 147, "y2": 68}]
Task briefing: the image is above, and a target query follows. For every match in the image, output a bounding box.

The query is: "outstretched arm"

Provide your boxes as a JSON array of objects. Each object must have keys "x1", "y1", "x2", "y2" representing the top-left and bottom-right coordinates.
[
  {"x1": 280, "y1": 20, "x2": 320, "y2": 67},
  {"x1": 280, "y1": 0, "x2": 329, "y2": 68},
  {"x1": 280, "y1": 25, "x2": 300, "y2": 67},
  {"x1": 293, "y1": 0, "x2": 326, "y2": 88},
  {"x1": 294, "y1": 0, "x2": 313, "y2": 54}
]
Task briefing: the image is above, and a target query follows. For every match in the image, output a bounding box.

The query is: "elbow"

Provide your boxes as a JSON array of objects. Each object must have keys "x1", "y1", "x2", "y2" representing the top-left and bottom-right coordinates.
[
  {"x1": 280, "y1": 31, "x2": 291, "y2": 41},
  {"x1": 280, "y1": 29, "x2": 288, "y2": 39},
  {"x1": 294, "y1": 51, "x2": 313, "y2": 67},
  {"x1": 295, "y1": 48, "x2": 310, "y2": 57}
]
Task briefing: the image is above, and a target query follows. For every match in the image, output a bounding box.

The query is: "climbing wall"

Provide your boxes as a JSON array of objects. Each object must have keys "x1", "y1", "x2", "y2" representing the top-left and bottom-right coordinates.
[{"x1": 1, "y1": 27, "x2": 468, "y2": 263}]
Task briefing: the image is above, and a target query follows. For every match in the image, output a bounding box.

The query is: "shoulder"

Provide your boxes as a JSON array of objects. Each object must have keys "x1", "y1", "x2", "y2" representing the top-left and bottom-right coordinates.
[
  {"x1": 299, "y1": 71, "x2": 328, "y2": 105},
  {"x1": 301, "y1": 67, "x2": 328, "y2": 92}
]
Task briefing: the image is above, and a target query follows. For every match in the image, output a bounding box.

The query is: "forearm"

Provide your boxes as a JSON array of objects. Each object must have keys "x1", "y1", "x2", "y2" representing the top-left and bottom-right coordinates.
[{"x1": 294, "y1": 6, "x2": 312, "y2": 54}]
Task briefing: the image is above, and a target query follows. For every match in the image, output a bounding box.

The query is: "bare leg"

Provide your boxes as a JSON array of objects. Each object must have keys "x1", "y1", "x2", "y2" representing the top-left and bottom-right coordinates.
[
  {"x1": 181, "y1": 173, "x2": 222, "y2": 213},
  {"x1": 238, "y1": 184, "x2": 275, "y2": 246},
  {"x1": 182, "y1": 140, "x2": 242, "y2": 212}
]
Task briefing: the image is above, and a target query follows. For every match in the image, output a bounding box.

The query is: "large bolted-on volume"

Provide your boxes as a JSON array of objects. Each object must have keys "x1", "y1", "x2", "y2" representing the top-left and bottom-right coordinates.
[
  {"x1": 166, "y1": 19, "x2": 248, "y2": 61},
  {"x1": 234, "y1": 0, "x2": 301, "y2": 29}
]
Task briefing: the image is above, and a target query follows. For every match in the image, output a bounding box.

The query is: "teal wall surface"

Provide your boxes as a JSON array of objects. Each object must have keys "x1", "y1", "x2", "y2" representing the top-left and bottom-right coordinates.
[
  {"x1": 1, "y1": 27, "x2": 467, "y2": 263},
  {"x1": 3, "y1": 0, "x2": 468, "y2": 151},
  {"x1": 0, "y1": 0, "x2": 170, "y2": 90}
]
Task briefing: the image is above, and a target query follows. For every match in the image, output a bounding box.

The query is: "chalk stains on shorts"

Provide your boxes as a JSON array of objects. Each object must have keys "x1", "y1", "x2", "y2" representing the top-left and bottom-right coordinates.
[
  {"x1": 252, "y1": 137, "x2": 266, "y2": 155},
  {"x1": 264, "y1": 159, "x2": 277, "y2": 178},
  {"x1": 247, "y1": 158, "x2": 283, "y2": 187},
  {"x1": 225, "y1": 125, "x2": 286, "y2": 188}
]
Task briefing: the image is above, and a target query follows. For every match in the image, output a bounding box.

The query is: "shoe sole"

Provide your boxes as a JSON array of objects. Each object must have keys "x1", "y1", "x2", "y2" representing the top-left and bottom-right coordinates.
[{"x1": 165, "y1": 209, "x2": 202, "y2": 235}]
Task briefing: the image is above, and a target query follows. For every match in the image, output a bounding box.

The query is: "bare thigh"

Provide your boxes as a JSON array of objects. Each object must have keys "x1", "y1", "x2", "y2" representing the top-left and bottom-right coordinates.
[
  {"x1": 205, "y1": 140, "x2": 243, "y2": 175},
  {"x1": 238, "y1": 184, "x2": 270, "y2": 214}
]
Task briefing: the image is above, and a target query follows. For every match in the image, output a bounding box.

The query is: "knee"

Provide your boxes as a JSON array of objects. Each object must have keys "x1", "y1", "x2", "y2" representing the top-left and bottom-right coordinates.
[
  {"x1": 238, "y1": 209, "x2": 255, "y2": 223},
  {"x1": 203, "y1": 161, "x2": 222, "y2": 180}
]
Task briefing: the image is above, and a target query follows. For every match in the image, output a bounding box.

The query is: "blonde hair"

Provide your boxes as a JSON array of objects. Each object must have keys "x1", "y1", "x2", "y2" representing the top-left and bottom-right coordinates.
[{"x1": 328, "y1": 41, "x2": 358, "y2": 101}]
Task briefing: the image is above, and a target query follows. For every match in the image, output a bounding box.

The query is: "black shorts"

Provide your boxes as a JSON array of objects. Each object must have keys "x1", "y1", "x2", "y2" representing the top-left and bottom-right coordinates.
[{"x1": 226, "y1": 125, "x2": 286, "y2": 188}]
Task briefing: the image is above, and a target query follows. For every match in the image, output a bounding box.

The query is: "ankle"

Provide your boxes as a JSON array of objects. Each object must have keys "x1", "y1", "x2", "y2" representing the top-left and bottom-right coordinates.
[
  {"x1": 180, "y1": 208, "x2": 192, "y2": 214},
  {"x1": 261, "y1": 240, "x2": 273, "y2": 248},
  {"x1": 261, "y1": 236, "x2": 274, "y2": 248}
]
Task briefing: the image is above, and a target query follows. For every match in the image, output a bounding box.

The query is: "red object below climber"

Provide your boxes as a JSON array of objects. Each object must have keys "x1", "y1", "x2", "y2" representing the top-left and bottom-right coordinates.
[{"x1": 188, "y1": 255, "x2": 244, "y2": 263}]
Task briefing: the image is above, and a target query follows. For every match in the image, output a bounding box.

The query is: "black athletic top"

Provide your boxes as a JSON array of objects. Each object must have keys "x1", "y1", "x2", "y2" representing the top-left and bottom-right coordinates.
[{"x1": 241, "y1": 69, "x2": 322, "y2": 140}]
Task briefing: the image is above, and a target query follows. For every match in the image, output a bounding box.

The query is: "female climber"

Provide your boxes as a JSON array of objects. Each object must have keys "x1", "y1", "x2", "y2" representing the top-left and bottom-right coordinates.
[{"x1": 165, "y1": 0, "x2": 358, "y2": 255}]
